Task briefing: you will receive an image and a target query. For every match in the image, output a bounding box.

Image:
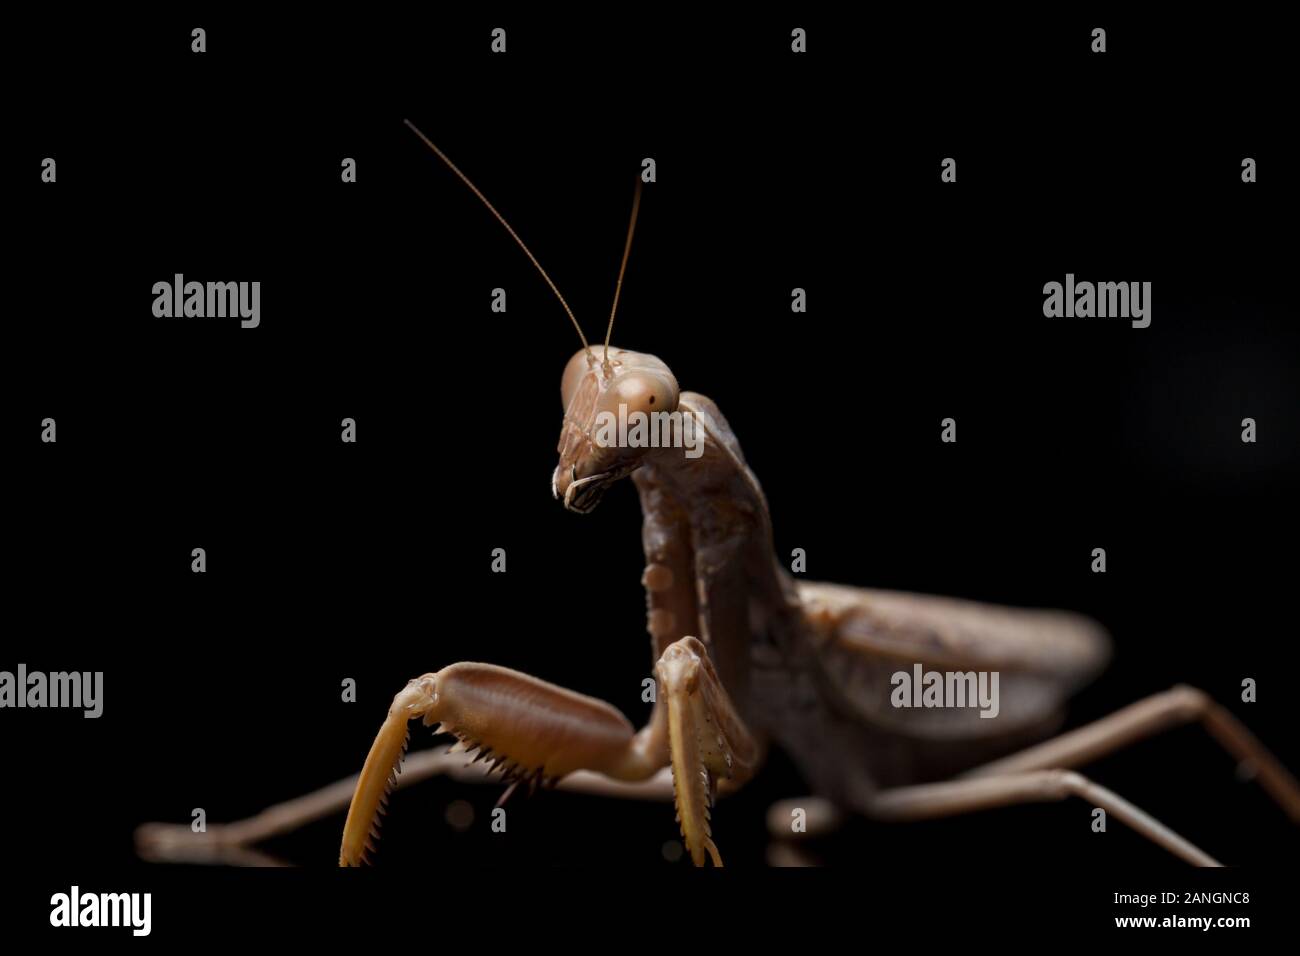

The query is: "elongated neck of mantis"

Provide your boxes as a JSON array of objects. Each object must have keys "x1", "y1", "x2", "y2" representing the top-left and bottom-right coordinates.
[{"x1": 630, "y1": 391, "x2": 801, "y2": 718}]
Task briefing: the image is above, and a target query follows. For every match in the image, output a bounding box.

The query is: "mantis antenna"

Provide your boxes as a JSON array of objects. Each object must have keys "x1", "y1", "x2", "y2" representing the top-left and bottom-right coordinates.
[
  {"x1": 603, "y1": 178, "x2": 642, "y2": 375},
  {"x1": 402, "y1": 119, "x2": 592, "y2": 360}
]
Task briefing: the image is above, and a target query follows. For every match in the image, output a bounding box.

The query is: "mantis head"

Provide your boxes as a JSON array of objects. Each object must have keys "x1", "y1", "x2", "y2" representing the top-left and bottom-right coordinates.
[
  {"x1": 554, "y1": 346, "x2": 680, "y2": 513},
  {"x1": 403, "y1": 120, "x2": 661, "y2": 513}
]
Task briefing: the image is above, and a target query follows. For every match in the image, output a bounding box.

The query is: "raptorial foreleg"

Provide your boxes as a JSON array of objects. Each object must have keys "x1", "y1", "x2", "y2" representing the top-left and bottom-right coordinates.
[
  {"x1": 340, "y1": 662, "x2": 672, "y2": 865},
  {"x1": 655, "y1": 636, "x2": 761, "y2": 866}
]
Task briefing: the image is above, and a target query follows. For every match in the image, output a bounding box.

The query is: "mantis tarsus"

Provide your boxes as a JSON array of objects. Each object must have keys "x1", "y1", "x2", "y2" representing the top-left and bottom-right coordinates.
[{"x1": 136, "y1": 120, "x2": 1300, "y2": 868}]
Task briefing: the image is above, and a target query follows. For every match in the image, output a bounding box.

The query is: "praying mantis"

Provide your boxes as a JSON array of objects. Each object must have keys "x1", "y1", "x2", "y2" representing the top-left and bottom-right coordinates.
[
  {"x1": 135, "y1": 121, "x2": 1300, "y2": 869},
  {"x1": 332, "y1": 121, "x2": 1300, "y2": 867}
]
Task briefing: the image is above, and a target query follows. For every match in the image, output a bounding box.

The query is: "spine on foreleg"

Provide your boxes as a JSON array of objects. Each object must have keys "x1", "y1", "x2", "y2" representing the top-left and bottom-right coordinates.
[{"x1": 340, "y1": 689, "x2": 417, "y2": 866}]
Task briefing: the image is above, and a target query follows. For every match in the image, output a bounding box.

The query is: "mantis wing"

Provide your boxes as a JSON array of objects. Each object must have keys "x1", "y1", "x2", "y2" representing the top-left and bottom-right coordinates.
[{"x1": 798, "y1": 581, "x2": 1112, "y2": 740}]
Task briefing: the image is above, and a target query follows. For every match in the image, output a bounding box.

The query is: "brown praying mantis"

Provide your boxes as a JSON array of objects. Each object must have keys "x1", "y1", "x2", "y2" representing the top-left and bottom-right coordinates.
[{"x1": 136, "y1": 121, "x2": 1300, "y2": 869}]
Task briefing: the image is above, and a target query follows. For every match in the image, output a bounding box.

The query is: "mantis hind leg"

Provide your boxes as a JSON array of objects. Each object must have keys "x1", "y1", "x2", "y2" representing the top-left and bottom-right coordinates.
[
  {"x1": 865, "y1": 769, "x2": 1222, "y2": 866},
  {"x1": 956, "y1": 685, "x2": 1300, "y2": 822},
  {"x1": 851, "y1": 685, "x2": 1300, "y2": 866}
]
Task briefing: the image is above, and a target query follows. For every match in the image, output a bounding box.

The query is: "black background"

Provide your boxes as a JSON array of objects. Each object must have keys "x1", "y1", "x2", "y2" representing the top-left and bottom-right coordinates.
[{"x1": 6, "y1": 7, "x2": 1297, "y2": 940}]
